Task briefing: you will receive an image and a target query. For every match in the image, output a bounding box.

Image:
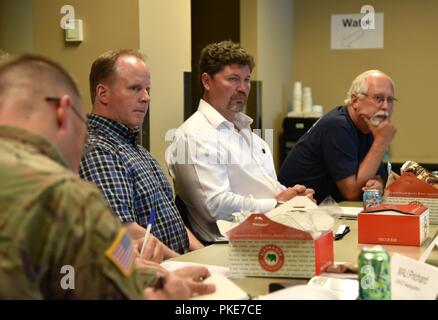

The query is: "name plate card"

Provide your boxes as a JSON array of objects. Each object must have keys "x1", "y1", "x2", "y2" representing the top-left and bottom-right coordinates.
[{"x1": 391, "y1": 253, "x2": 438, "y2": 300}]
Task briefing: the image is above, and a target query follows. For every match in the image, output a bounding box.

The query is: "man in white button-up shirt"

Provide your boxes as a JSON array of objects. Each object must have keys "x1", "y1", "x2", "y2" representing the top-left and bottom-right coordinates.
[{"x1": 166, "y1": 41, "x2": 314, "y2": 243}]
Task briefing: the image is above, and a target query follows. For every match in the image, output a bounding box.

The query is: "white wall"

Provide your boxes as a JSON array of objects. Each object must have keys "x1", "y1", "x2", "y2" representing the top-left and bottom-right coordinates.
[
  {"x1": 241, "y1": 0, "x2": 294, "y2": 169},
  {"x1": 138, "y1": 0, "x2": 191, "y2": 175}
]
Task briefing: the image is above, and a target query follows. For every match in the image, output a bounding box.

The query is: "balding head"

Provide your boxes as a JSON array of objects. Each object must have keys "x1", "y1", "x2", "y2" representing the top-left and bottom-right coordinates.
[
  {"x1": 344, "y1": 70, "x2": 395, "y2": 105},
  {"x1": 89, "y1": 49, "x2": 144, "y2": 104},
  {"x1": 0, "y1": 55, "x2": 86, "y2": 173},
  {"x1": 346, "y1": 70, "x2": 396, "y2": 134},
  {"x1": 0, "y1": 55, "x2": 80, "y2": 113},
  {"x1": 89, "y1": 50, "x2": 151, "y2": 128}
]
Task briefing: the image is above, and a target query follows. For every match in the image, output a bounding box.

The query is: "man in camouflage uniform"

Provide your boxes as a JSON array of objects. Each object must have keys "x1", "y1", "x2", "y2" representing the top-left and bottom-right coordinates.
[{"x1": 0, "y1": 55, "x2": 214, "y2": 299}]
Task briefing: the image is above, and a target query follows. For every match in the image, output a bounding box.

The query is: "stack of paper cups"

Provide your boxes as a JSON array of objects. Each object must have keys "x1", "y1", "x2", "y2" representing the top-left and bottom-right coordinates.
[
  {"x1": 293, "y1": 81, "x2": 302, "y2": 113},
  {"x1": 312, "y1": 105, "x2": 324, "y2": 117},
  {"x1": 303, "y1": 87, "x2": 313, "y2": 114}
]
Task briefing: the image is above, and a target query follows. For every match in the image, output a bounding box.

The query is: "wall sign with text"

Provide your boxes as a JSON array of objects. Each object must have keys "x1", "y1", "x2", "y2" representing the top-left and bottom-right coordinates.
[{"x1": 331, "y1": 13, "x2": 384, "y2": 50}]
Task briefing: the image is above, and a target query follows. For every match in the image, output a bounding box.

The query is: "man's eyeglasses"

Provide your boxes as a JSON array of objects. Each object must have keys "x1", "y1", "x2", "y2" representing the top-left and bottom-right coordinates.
[
  {"x1": 45, "y1": 96, "x2": 87, "y2": 124},
  {"x1": 360, "y1": 93, "x2": 398, "y2": 105}
]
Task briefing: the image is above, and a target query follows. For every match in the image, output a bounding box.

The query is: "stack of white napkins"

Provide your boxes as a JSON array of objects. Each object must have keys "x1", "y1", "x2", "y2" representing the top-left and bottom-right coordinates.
[
  {"x1": 307, "y1": 275, "x2": 358, "y2": 300},
  {"x1": 256, "y1": 275, "x2": 358, "y2": 300},
  {"x1": 339, "y1": 206, "x2": 363, "y2": 219}
]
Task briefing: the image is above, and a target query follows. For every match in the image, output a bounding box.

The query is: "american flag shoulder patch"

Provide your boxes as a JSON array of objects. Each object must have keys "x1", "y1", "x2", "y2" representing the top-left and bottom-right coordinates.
[{"x1": 105, "y1": 228, "x2": 136, "y2": 277}]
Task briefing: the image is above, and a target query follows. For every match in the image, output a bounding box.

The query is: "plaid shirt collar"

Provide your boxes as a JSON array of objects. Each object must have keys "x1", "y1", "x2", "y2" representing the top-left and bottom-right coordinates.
[{"x1": 87, "y1": 113, "x2": 139, "y2": 146}]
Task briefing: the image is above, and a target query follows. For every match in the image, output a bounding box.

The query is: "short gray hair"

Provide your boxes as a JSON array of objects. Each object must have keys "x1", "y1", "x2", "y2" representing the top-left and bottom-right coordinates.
[{"x1": 344, "y1": 70, "x2": 395, "y2": 105}]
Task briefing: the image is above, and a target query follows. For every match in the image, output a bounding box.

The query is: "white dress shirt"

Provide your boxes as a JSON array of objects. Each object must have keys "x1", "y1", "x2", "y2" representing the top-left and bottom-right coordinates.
[{"x1": 165, "y1": 100, "x2": 285, "y2": 242}]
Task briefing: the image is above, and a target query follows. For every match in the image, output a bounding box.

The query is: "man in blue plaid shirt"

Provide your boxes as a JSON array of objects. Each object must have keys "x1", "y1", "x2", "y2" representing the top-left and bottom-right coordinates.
[{"x1": 80, "y1": 50, "x2": 203, "y2": 258}]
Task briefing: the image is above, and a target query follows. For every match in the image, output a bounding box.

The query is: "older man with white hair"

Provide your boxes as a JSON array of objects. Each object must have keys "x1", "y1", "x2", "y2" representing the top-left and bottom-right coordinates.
[{"x1": 279, "y1": 70, "x2": 397, "y2": 203}]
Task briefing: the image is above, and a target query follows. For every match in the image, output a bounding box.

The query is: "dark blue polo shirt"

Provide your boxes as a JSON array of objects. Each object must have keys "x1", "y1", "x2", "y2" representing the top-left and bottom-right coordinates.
[{"x1": 278, "y1": 106, "x2": 385, "y2": 203}]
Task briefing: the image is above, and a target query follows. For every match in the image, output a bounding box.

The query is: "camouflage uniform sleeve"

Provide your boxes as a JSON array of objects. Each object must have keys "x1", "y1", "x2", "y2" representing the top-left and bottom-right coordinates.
[
  {"x1": 43, "y1": 179, "x2": 150, "y2": 299},
  {"x1": 136, "y1": 267, "x2": 160, "y2": 288}
]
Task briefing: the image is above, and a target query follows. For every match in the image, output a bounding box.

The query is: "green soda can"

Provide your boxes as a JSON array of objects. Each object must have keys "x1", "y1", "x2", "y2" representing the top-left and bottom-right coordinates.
[{"x1": 358, "y1": 245, "x2": 391, "y2": 300}]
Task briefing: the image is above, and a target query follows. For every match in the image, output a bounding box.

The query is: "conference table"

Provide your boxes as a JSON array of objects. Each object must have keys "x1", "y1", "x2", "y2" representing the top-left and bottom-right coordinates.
[{"x1": 169, "y1": 202, "x2": 438, "y2": 298}]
